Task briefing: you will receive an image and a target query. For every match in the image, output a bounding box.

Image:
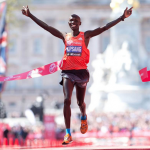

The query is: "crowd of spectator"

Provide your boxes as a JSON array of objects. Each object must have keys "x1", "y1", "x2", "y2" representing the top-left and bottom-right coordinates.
[
  {"x1": 56, "y1": 109, "x2": 150, "y2": 136},
  {"x1": 2, "y1": 124, "x2": 44, "y2": 145},
  {"x1": 1, "y1": 109, "x2": 150, "y2": 142}
]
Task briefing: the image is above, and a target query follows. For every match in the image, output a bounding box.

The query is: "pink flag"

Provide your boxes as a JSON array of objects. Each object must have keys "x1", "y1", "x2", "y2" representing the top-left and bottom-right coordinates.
[{"x1": 139, "y1": 67, "x2": 150, "y2": 82}]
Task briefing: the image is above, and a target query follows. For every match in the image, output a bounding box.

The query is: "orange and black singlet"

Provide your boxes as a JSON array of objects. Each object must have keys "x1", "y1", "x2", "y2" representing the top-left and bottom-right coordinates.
[{"x1": 60, "y1": 32, "x2": 90, "y2": 70}]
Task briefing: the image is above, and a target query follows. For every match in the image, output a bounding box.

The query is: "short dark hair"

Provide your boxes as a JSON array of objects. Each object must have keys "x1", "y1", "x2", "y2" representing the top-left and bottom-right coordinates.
[{"x1": 71, "y1": 14, "x2": 81, "y2": 21}]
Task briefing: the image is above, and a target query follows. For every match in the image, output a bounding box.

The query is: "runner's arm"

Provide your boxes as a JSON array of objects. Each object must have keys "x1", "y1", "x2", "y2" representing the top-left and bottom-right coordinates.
[
  {"x1": 84, "y1": 7, "x2": 133, "y2": 38},
  {"x1": 21, "y1": 6, "x2": 65, "y2": 42}
]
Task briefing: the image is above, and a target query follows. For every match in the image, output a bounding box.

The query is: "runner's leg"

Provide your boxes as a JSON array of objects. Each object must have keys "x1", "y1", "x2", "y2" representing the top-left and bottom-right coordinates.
[
  {"x1": 76, "y1": 84, "x2": 88, "y2": 134},
  {"x1": 76, "y1": 85, "x2": 86, "y2": 117},
  {"x1": 63, "y1": 78, "x2": 74, "y2": 129}
]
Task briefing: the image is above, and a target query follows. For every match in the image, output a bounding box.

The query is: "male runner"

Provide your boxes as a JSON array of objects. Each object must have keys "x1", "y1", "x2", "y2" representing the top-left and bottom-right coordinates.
[{"x1": 21, "y1": 5, "x2": 133, "y2": 145}]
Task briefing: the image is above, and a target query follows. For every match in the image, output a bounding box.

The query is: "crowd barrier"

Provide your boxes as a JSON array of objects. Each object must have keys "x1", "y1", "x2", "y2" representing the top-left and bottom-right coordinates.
[
  {"x1": 72, "y1": 131, "x2": 150, "y2": 138},
  {"x1": 72, "y1": 131, "x2": 150, "y2": 146},
  {"x1": 0, "y1": 138, "x2": 93, "y2": 148},
  {"x1": 1, "y1": 131, "x2": 150, "y2": 148}
]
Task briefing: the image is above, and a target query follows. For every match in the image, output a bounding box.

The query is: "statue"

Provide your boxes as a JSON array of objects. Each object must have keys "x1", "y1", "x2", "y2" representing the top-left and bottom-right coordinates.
[
  {"x1": 88, "y1": 54, "x2": 107, "y2": 112},
  {"x1": 109, "y1": 41, "x2": 138, "y2": 84},
  {"x1": 88, "y1": 0, "x2": 146, "y2": 112}
]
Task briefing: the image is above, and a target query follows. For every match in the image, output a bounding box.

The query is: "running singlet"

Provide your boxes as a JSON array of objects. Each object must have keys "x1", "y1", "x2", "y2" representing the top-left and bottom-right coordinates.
[{"x1": 60, "y1": 32, "x2": 90, "y2": 70}]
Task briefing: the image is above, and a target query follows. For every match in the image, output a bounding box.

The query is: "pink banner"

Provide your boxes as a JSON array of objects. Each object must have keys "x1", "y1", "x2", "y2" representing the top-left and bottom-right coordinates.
[
  {"x1": 0, "y1": 60, "x2": 61, "y2": 82},
  {"x1": 139, "y1": 67, "x2": 150, "y2": 82}
]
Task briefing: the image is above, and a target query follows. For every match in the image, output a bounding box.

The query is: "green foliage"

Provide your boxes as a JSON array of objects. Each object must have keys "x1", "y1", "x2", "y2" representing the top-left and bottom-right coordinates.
[
  {"x1": 5, "y1": 0, "x2": 32, "y2": 48},
  {"x1": 6, "y1": 0, "x2": 32, "y2": 26}
]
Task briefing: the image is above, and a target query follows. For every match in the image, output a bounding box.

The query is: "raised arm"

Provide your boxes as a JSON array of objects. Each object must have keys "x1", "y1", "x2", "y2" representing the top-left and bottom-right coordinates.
[
  {"x1": 85, "y1": 7, "x2": 133, "y2": 39},
  {"x1": 21, "y1": 6, "x2": 65, "y2": 42}
]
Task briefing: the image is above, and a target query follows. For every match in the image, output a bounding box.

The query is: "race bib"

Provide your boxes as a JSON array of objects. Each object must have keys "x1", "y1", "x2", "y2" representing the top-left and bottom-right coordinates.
[{"x1": 66, "y1": 46, "x2": 82, "y2": 56}]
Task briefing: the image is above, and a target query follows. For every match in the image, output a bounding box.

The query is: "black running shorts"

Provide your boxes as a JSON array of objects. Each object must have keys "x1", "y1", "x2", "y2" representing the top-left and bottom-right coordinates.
[{"x1": 59, "y1": 69, "x2": 90, "y2": 88}]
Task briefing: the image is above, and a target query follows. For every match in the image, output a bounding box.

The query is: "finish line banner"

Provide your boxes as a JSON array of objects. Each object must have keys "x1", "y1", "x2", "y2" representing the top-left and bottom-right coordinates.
[
  {"x1": 0, "y1": 60, "x2": 61, "y2": 82},
  {"x1": 139, "y1": 67, "x2": 150, "y2": 82}
]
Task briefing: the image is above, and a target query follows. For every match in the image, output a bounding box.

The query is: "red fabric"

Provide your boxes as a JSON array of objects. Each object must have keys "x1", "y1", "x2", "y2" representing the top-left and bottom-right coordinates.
[
  {"x1": 139, "y1": 67, "x2": 148, "y2": 82},
  {"x1": 60, "y1": 32, "x2": 90, "y2": 70},
  {"x1": 138, "y1": 67, "x2": 150, "y2": 82}
]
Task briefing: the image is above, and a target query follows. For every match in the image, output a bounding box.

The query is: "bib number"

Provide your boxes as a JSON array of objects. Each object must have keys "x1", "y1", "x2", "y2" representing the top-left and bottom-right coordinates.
[{"x1": 66, "y1": 46, "x2": 82, "y2": 56}]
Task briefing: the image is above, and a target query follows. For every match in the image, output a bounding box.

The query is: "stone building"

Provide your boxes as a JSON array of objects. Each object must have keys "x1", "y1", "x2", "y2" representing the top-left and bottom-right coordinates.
[{"x1": 2, "y1": 0, "x2": 150, "y2": 116}]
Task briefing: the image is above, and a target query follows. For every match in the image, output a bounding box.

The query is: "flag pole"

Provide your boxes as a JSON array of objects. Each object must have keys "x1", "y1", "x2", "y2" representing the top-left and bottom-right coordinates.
[{"x1": 0, "y1": 0, "x2": 7, "y2": 120}]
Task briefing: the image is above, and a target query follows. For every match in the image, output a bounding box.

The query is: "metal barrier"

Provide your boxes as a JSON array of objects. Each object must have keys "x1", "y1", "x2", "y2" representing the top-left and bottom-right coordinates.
[
  {"x1": 0, "y1": 138, "x2": 93, "y2": 148},
  {"x1": 1, "y1": 131, "x2": 150, "y2": 148}
]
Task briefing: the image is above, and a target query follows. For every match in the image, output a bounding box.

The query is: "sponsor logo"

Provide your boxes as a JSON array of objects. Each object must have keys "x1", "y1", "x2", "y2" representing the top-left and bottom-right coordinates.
[
  {"x1": 27, "y1": 69, "x2": 43, "y2": 78},
  {"x1": 78, "y1": 37, "x2": 82, "y2": 40},
  {"x1": 66, "y1": 46, "x2": 82, "y2": 53},
  {"x1": 67, "y1": 53, "x2": 81, "y2": 56},
  {"x1": 4, "y1": 76, "x2": 21, "y2": 81},
  {"x1": 67, "y1": 40, "x2": 73, "y2": 45},
  {"x1": 74, "y1": 42, "x2": 82, "y2": 45},
  {"x1": 49, "y1": 63, "x2": 56, "y2": 73},
  {"x1": 27, "y1": 71, "x2": 32, "y2": 78},
  {"x1": 4, "y1": 76, "x2": 14, "y2": 81},
  {"x1": 67, "y1": 41, "x2": 82, "y2": 46},
  {"x1": 140, "y1": 73, "x2": 144, "y2": 76},
  {"x1": 66, "y1": 46, "x2": 82, "y2": 56}
]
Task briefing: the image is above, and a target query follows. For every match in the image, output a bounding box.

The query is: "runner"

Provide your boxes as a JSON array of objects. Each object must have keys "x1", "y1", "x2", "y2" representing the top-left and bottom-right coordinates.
[{"x1": 21, "y1": 5, "x2": 133, "y2": 145}]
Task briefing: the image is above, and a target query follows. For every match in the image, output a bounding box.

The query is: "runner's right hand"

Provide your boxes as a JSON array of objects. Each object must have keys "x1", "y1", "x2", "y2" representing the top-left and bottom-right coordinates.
[{"x1": 21, "y1": 5, "x2": 30, "y2": 17}]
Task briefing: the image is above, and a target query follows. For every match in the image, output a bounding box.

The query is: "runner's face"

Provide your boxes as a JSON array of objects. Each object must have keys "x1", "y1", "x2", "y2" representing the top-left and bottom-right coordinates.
[{"x1": 68, "y1": 16, "x2": 81, "y2": 30}]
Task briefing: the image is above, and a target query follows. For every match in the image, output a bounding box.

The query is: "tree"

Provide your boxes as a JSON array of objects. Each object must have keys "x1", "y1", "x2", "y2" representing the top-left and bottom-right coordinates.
[{"x1": 6, "y1": 0, "x2": 32, "y2": 27}]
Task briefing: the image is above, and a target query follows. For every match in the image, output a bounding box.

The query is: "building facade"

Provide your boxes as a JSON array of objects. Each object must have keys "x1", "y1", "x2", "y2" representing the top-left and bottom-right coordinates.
[{"x1": 2, "y1": 0, "x2": 150, "y2": 116}]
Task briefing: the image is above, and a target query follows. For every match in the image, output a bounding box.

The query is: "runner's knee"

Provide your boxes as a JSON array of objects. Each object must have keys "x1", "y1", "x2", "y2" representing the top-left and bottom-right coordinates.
[
  {"x1": 64, "y1": 98, "x2": 71, "y2": 106},
  {"x1": 77, "y1": 100, "x2": 84, "y2": 107}
]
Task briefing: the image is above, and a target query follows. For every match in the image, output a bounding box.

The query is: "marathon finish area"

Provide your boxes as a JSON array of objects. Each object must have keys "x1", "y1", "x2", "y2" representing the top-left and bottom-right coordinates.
[{"x1": 3, "y1": 146, "x2": 150, "y2": 150}]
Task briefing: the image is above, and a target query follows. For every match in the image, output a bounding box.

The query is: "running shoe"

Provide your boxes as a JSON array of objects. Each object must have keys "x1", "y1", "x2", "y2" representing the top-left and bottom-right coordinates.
[
  {"x1": 80, "y1": 115, "x2": 88, "y2": 134},
  {"x1": 62, "y1": 134, "x2": 73, "y2": 145}
]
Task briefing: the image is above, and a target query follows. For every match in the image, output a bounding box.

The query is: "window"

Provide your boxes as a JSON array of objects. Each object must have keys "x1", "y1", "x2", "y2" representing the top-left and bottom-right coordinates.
[
  {"x1": 7, "y1": 80, "x2": 17, "y2": 90},
  {"x1": 139, "y1": 0, "x2": 150, "y2": 4},
  {"x1": 9, "y1": 39, "x2": 16, "y2": 54},
  {"x1": 33, "y1": 77, "x2": 42, "y2": 89},
  {"x1": 9, "y1": 102, "x2": 16, "y2": 107},
  {"x1": 33, "y1": 39, "x2": 42, "y2": 54},
  {"x1": 145, "y1": 36, "x2": 150, "y2": 52}
]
